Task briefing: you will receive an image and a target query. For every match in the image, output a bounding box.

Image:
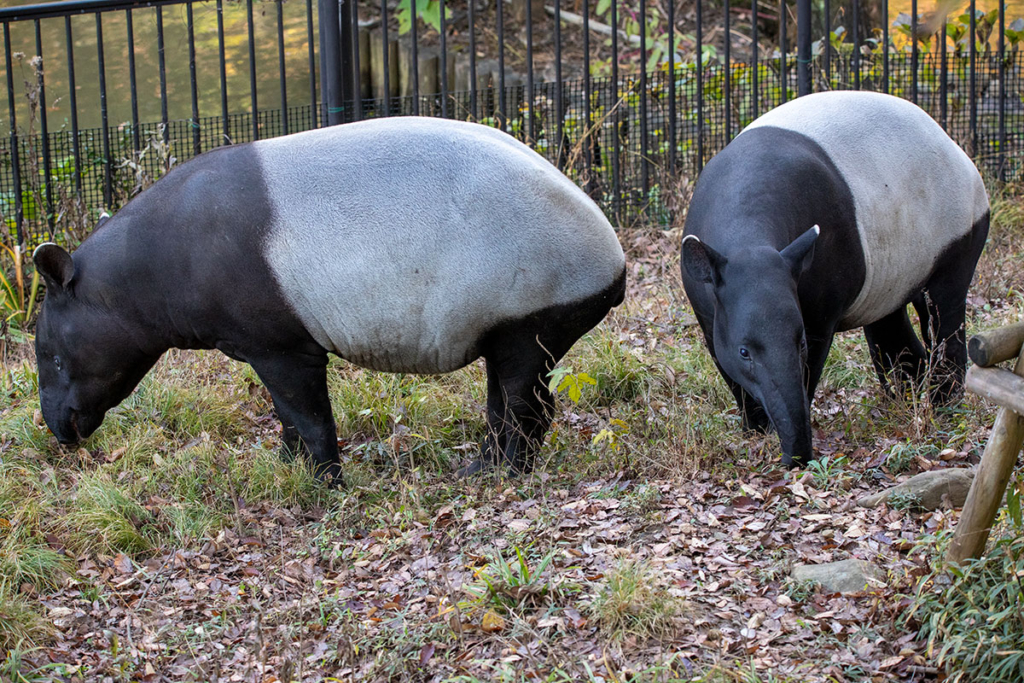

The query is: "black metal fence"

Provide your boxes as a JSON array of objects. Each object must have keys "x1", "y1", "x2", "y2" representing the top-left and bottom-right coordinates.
[{"x1": 2, "y1": 0, "x2": 1023, "y2": 247}]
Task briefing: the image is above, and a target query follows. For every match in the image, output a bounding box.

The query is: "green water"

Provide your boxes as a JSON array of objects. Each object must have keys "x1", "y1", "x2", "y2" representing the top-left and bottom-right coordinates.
[{"x1": 1, "y1": 0, "x2": 319, "y2": 136}]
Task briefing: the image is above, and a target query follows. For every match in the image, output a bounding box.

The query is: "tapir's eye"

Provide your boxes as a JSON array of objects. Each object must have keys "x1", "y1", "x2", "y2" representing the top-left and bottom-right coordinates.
[
  {"x1": 53, "y1": 356, "x2": 62, "y2": 371},
  {"x1": 739, "y1": 347, "x2": 751, "y2": 360}
]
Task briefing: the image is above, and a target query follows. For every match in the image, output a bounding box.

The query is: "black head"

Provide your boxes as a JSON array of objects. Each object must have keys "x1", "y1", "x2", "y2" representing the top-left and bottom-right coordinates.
[
  {"x1": 682, "y1": 226, "x2": 819, "y2": 465},
  {"x1": 32, "y1": 243, "x2": 158, "y2": 445}
]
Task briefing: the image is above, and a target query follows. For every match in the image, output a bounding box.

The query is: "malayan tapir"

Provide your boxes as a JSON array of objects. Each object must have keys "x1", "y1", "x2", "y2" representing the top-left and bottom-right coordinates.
[
  {"x1": 31, "y1": 117, "x2": 626, "y2": 483},
  {"x1": 681, "y1": 91, "x2": 989, "y2": 467}
]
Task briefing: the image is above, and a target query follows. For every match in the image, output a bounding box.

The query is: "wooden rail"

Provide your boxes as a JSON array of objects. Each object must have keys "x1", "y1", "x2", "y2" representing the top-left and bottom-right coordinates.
[{"x1": 947, "y1": 323, "x2": 1024, "y2": 563}]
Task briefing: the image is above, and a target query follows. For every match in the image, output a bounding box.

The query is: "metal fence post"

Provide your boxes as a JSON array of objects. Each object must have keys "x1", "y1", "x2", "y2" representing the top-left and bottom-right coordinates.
[
  {"x1": 797, "y1": 0, "x2": 811, "y2": 96},
  {"x1": 318, "y1": 0, "x2": 344, "y2": 125}
]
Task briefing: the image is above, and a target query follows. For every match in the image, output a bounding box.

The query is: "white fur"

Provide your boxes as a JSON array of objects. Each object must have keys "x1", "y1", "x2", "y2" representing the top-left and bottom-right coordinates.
[
  {"x1": 742, "y1": 91, "x2": 989, "y2": 329},
  {"x1": 254, "y1": 117, "x2": 625, "y2": 374}
]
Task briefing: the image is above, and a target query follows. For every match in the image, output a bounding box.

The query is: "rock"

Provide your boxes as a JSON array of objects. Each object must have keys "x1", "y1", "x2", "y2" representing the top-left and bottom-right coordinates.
[
  {"x1": 857, "y1": 468, "x2": 974, "y2": 511},
  {"x1": 791, "y1": 559, "x2": 886, "y2": 594}
]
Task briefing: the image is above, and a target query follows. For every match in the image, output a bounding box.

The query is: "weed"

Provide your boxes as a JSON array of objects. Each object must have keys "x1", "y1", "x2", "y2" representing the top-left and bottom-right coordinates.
[
  {"x1": 906, "y1": 479, "x2": 1024, "y2": 682},
  {"x1": 806, "y1": 454, "x2": 853, "y2": 491},
  {"x1": 0, "y1": 584, "x2": 52, "y2": 650},
  {"x1": 621, "y1": 483, "x2": 662, "y2": 516},
  {"x1": 464, "y1": 546, "x2": 559, "y2": 611},
  {"x1": 589, "y1": 559, "x2": 683, "y2": 641},
  {"x1": 782, "y1": 577, "x2": 817, "y2": 603},
  {"x1": 887, "y1": 489, "x2": 922, "y2": 511}
]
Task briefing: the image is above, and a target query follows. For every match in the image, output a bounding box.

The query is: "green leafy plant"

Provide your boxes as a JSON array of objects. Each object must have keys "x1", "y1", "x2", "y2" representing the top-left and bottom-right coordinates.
[
  {"x1": 396, "y1": 0, "x2": 442, "y2": 34},
  {"x1": 806, "y1": 454, "x2": 852, "y2": 490},
  {"x1": 548, "y1": 366, "x2": 597, "y2": 404},
  {"x1": 0, "y1": 243, "x2": 41, "y2": 330},
  {"x1": 907, "y1": 476, "x2": 1024, "y2": 682},
  {"x1": 464, "y1": 546, "x2": 558, "y2": 611}
]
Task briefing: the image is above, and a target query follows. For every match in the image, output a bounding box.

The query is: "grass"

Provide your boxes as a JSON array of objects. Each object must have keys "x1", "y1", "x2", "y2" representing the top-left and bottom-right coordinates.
[
  {"x1": 589, "y1": 559, "x2": 686, "y2": 641},
  {"x1": 0, "y1": 187, "x2": 1020, "y2": 676}
]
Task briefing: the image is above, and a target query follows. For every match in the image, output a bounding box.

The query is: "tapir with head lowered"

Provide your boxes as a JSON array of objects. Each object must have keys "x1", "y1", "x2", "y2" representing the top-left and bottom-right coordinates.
[
  {"x1": 32, "y1": 117, "x2": 626, "y2": 482},
  {"x1": 681, "y1": 91, "x2": 989, "y2": 466}
]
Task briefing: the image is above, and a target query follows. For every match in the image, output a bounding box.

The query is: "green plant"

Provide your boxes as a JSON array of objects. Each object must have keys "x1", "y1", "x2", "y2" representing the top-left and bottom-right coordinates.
[
  {"x1": 464, "y1": 546, "x2": 558, "y2": 611},
  {"x1": 0, "y1": 242, "x2": 41, "y2": 330},
  {"x1": 589, "y1": 559, "x2": 682, "y2": 641},
  {"x1": 907, "y1": 477, "x2": 1024, "y2": 682},
  {"x1": 805, "y1": 454, "x2": 851, "y2": 490},
  {"x1": 548, "y1": 366, "x2": 597, "y2": 404}
]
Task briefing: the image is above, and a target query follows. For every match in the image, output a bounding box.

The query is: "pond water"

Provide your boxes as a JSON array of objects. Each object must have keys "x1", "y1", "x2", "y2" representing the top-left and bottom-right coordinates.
[{"x1": 1, "y1": 0, "x2": 319, "y2": 136}]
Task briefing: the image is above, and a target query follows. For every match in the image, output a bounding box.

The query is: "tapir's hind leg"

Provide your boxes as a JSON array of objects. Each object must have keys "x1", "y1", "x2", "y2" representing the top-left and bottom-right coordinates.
[
  {"x1": 920, "y1": 213, "x2": 989, "y2": 405},
  {"x1": 460, "y1": 271, "x2": 626, "y2": 477},
  {"x1": 864, "y1": 307, "x2": 929, "y2": 399}
]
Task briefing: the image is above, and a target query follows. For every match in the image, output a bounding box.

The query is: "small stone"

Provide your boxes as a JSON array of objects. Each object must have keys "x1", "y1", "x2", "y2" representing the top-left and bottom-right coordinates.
[
  {"x1": 857, "y1": 469, "x2": 974, "y2": 511},
  {"x1": 791, "y1": 559, "x2": 886, "y2": 594}
]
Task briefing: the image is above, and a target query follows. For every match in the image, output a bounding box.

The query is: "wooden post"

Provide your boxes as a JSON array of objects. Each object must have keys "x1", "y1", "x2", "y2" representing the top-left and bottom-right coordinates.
[{"x1": 947, "y1": 336, "x2": 1024, "y2": 563}]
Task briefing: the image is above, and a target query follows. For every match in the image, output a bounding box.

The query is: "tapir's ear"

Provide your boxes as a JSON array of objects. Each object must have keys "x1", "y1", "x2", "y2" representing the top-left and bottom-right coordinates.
[
  {"x1": 33, "y1": 242, "x2": 75, "y2": 292},
  {"x1": 681, "y1": 235, "x2": 726, "y2": 285},
  {"x1": 95, "y1": 212, "x2": 111, "y2": 230},
  {"x1": 780, "y1": 225, "x2": 819, "y2": 279}
]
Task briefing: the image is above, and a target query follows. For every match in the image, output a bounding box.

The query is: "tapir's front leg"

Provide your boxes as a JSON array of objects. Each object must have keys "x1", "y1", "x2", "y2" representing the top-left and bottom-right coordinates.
[{"x1": 248, "y1": 353, "x2": 343, "y2": 485}]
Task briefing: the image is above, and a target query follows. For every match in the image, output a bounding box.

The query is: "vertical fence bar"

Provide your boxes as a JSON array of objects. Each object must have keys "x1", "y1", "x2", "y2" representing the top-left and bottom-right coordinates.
[
  {"x1": 819, "y1": 0, "x2": 827, "y2": 85},
  {"x1": 999, "y1": 0, "x2": 1006, "y2": 180},
  {"x1": 96, "y1": 12, "x2": 112, "y2": 208},
  {"x1": 319, "y1": 0, "x2": 344, "y2": 125},
  {"x1": 65, "y1": 15, "x2": 82, "y2": 193},
  {"x1": 639, "y1": 0, "x2": 649, "y2": 198},
  {"x1": 667, "y1": 0, "x2": 676, "y2": 172},
  {"x1": 277, "y1": 0, "x2": 289, "y2": 132},
  {"x1": 526, "y1": 0, "x2": 534, "y2": 140},
  {"x1": 554, "y1": 0, "x2": 563, "y2": 164},
  {"x1": 751, "y1": 0, "x2": 758, "y2": 117},
  {"x1": 779, "y1": 0, "x2": 786, "y2": 104},
  {"x1": 724, "y1": 0, "x2": 731, "y2": 141},
  {"x1": 610, "y1": 0, "x2": 620, "y2": 215},
  {"x1": 911, "y1": 0, "x2": 917, "y2": 103},
  {"x1": 941, "y1": 14, "x2": 948, "y2": 129},
  {"x1": 217, "y1": 0, "x2": 229, "y2": 141},
  {"x1": 35, "y1": 20, "x2": 54, "y2": 232},
  {"x1": 380, "y1": 0, "x2": 390, "y2": 116},
  {"x1": 349, "y1": 0, "x2": 360, "y2": 120},
  {"x1": 882, "y1": 0, "x2": 888, "y2": 93},
  {"x1": 696, "y1": 0, "x2": 704, "y2": 172},
  {"x1": 969, "y1": 0, "x2": 977, "y2": 155},
  {"x1": 4, "y1": 22, "x2": 24, "y2": 245},
  {"x1": 247, "y1": 0, "x2": 260, "y2": 138},
  {"x1": 798, "y1": 0, "x2": 811, "y2": 95},
  {"x1": 411, "y1": 0, "x2": 419, "y2": 115},
  {"x1": 126, "y1": 11, "x2": 141, "y2": 152},
  {"x1": 852, "y1": 0, "x2": 859, "y2": 89},
  {"x1": 307, "y1": 0, "x2": 318, "y2": 127},
  {"x1": 497, "y1": 0, "x2": 506, "y2": 130},
  {"x1": 583, "y1": 0, "x2": 592, "y2": 175},
  {"x1": 440, "y1": 0, "x2": 448, "y2": 118},
  {"x1": 187, "y1": 2, "x2": 201, "y2": 156},
  {"x1": 469, "y1": 0, "x2": 477, "y2": 118}
]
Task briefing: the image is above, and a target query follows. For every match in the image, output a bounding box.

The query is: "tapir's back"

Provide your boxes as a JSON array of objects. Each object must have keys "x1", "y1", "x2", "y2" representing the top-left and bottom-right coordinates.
[
  {"x1": 742, "y1": 91, "x2": 989, "y2": 328},
  {"x1": 252, "y1": 118, "x2": 625, "y2": 373}
]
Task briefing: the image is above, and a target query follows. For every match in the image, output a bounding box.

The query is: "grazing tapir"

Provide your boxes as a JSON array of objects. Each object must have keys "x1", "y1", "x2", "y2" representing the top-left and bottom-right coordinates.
[
  {"x1": 32, "y1": 117, "x2": 626, "y2": 483},
  {"x1": 681, "y1": 91, "x2": 989, "y2": 466}
]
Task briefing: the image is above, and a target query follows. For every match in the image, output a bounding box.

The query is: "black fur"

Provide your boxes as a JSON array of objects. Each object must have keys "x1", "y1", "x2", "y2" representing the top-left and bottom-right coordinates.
[{"x1": 681, "y1": 126, "x2": 985, "y2": 467}]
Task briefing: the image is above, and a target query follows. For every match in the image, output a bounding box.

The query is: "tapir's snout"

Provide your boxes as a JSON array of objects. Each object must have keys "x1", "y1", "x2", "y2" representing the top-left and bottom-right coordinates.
[{"x1": 41, "y1": 402, "x2": 98, "y2": 445}]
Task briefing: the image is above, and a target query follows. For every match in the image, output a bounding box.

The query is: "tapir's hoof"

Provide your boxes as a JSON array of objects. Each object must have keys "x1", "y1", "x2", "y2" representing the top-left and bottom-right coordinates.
[
  {"x1": 456, "y1": 458, "x2": 493, "y2": 478},
  {"x1": 313, "y1": 461, "x2": 345, "y2": 488}
]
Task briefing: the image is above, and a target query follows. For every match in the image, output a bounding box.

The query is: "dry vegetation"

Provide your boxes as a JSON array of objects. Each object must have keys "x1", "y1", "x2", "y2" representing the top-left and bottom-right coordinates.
[{"x1": 0, "y1": 187, "x2": 1022, "y2": 682}]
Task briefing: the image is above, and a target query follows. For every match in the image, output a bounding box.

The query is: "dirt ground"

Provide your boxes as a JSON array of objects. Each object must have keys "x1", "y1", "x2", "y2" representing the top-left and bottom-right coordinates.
[{"x1": 0, "y1": 190, "x2": 1022, "y2": 681}]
